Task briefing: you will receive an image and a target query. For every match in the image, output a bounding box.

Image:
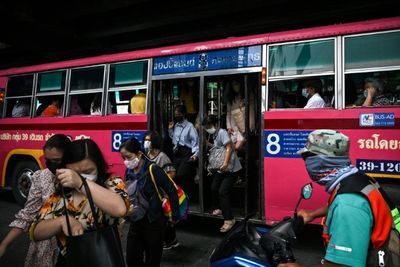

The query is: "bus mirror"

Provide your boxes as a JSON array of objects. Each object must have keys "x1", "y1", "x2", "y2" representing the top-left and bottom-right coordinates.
[{"x1": 301, "y1": 183, "x2": 313, "y2": 200}]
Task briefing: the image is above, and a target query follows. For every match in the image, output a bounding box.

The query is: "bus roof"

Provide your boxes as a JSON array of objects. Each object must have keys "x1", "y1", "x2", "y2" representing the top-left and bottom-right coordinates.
[{"x1": 0, "y1": 16, "x2": 399, "y2": 76}]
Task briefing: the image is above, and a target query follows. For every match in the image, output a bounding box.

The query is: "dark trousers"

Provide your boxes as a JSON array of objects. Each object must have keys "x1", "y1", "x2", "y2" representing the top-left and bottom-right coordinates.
[
  {"x1": 164, "y1": 223, "x2": 176, "y2": 244},
  {"x1": 211, "y1": 171, "x2": 237, "y2": 220},
  {"x1": 173, "y1": 146, "x2": 197, "y2": 199},
  {"x1": 126, "y1": 216, "x2": 165, "y2": 267}
]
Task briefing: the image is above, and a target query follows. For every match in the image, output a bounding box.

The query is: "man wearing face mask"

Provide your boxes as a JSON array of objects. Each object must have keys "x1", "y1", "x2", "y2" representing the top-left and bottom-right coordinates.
[
  {"x1": 279, "y1": 130, "x2": 398, "y2": 267},
  {"x1": 168, "y1": 104, "x2": 199, "y2": 200},
  {"x1": 0, "y1": 134, "x2": 71, "y2": 267},
  {"x1": 302, "y1": 79, "x2": 326, "y2": 109}
]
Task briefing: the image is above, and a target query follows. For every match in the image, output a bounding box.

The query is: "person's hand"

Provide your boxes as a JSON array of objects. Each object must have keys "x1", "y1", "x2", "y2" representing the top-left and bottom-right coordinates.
[
  {"x1": 220, "y1": 163, "x2": 228, "y2": 173},
  {"x1": 168, "y1": 122, "x2": 174, "y2": 129},
  {"x1": 190, "y1": 155, "x2": 198, "y2": 162},
  {"x1": 366, "y1": 86, "x2": 377, "y2": 98},
  {"x1": 0, "y1": 243, "x2": 7, "y2": 258},
  {"x1": 227, "y1": 128, "x2": 234, "y2": 134},
  {"x1": 56, "y1": 169, "x2": 82, "y2": 189},
  {"x1": 277, "y1": 263, "x2": 303, "y2": 267},
  {"x1": 60, "y1": 216, "x2": 84, "y2": 236},
  {"x1": 297, "y1": 209, "x2": 315, "y2": 224}
]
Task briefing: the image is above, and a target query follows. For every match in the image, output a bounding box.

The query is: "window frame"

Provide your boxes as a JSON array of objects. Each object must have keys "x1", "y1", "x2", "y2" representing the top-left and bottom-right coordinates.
[
  {"x1": 342, "y1": 30, "x2": 400, "y2": 109},
  {"x1": 266, "y1": 37, "x2": 338, "y2": 110},
  {"x1": 3, "y1": 73, "x2": 35, "y2": 118}
]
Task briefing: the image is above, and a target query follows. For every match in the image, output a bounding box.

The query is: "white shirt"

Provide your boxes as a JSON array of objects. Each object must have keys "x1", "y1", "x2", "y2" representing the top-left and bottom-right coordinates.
[{"x1": 304, "y1": 93, "x2": 325, "y2": 109}]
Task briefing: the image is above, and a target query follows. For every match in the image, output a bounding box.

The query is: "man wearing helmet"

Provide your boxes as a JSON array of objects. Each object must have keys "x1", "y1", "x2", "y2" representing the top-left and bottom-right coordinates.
[{"x1": 279, "y1": 129, "x2": 398, "y2": 267}]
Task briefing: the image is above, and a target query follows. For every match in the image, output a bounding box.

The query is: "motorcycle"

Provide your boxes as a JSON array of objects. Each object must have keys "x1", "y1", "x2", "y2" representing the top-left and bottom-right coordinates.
[{"x1": 210, "y1": 183, "x2": 313, "y2": 267}]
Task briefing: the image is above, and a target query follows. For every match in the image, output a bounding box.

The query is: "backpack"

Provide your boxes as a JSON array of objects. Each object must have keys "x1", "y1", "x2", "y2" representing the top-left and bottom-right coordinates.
[
  {"x1": 126, "y1": 177, "x2": 149, "y2": 222},
  {"x1": 336, "y1": 173, "x2": 400, "y2": 267}
]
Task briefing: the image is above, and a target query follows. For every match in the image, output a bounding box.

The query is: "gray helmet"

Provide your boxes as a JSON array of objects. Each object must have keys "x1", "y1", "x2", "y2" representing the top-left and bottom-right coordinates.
[{"x1": 298, "y1": 129, "x2": 349, "y2": 156}]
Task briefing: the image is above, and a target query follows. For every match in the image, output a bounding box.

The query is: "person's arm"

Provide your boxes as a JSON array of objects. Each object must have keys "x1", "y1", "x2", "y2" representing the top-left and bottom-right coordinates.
[
  {"x1": 297, "y1": 205, "x2": 328, "y2": 224},
  {"x1": 56, "y1": 169, "x2": 127, "y2": 217},
  {"x1": 362, "y1": 87, "x2": 377, "y2": 107},
  {"x1": 220, "y1": 130, "x2": 233, "y2": 172},
  {"x1": 32, "y1": 216, "x2": 84, "y2": 241},
  {"x1": 189, "y1": 125, "x2": 199, "y2": 158},
  {"x1": 0, "y1": 228, "x2": 23, "y2": 257}
]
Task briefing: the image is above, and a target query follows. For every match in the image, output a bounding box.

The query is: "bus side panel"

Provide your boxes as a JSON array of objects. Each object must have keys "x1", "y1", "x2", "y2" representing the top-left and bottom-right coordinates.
[{"x1": 263, "y1": 109, "x2": 400, "y2": 225}]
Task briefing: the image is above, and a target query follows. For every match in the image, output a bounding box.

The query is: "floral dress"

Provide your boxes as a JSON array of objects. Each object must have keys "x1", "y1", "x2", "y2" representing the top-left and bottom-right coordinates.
[
  {"x1": 9, "y1": 168, "x2": 58, "y2": 267},
  {"x1": 29, "y1": 175, "x2": 130, "y2": 258}
]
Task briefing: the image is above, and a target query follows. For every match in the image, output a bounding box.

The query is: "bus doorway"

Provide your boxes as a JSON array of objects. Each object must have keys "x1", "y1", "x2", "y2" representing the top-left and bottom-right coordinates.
[
  {"x1": 150, "y1": 73, "x2": 262, "y2": 219},
  {"x1": 150, "y1": 77, "x2": 202, "y2": 212},
  {"x1": 203, "y1": 73, "x2": 262, "y2": 218}
]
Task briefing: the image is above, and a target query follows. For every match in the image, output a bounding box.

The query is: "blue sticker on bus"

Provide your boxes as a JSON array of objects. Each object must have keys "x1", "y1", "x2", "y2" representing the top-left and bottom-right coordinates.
[
  {"x1": 153, "y1": 45, "x2": 262, "y2": 75},
  {"x1": 356, "y1": 159, "x2": 400, "y2": 177},
  {"x1": 112, "y1": 131, "x2": 145, "y2": 152},
  {"x1": 264, "y1": 130, "x2": 311, "y2": 158},
  {"x1": 359, "y1": 113, "x2": 395, "y2": 127}
]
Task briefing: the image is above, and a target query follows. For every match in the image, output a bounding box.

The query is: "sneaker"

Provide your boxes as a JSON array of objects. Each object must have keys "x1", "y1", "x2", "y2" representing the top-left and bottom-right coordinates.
[{"x1": 163, "y1": 239, "x2": 180, "y2": 250}]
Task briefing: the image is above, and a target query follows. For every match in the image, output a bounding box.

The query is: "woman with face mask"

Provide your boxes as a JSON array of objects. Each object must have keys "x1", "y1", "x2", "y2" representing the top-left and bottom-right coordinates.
[
  {"x1": 144, "y1": 131, "x2": 171, "y2": 168},
  {"x1": 29, "y1": 139, "x2": 130, "y2": 267},
  {"x1": 203, "y1": 115, "x2": 242, "y2": 232},
  {"x1": 0, "y1": 134, "x2": 71, "y2": 267},
  {"x1": 119, "y1": 137, "x2": 179, "y2": 267}
]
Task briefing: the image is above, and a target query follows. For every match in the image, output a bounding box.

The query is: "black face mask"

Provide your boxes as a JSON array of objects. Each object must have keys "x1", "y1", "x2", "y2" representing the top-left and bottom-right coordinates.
[
  {"x1": 174, "y1": 116, "x2": 184, "y2": 123},
  {"x1": 45, "y1": 160, "x2": 63, "y2": 175}
]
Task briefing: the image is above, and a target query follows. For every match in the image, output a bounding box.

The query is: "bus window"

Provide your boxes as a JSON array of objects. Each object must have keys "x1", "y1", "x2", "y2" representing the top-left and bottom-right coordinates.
[
  {"x1": 109, "y1": 61, "x2": 148, "y2": 87},
  {"x1": 5, "y1": 74, "x2": 34, "y2": 117},
  {"x1": 108, "y1": 89, "x2": 147, "y2": 115},
  {"x1": 268, "y1": 76, "x2": 334, "y2": 109},
  {"x1": 344, "y1": 31, "x2": 400, "y2": 108},
  {"x1": 37, "y1": 70, "x2": 66, "y2": 93},
  {"x1": 345, "y1": 70, "x2": 400, "y2": 107},
  {"x1": 67, "y1": 93, "x2": 104, "y2": 116},
  {"x1": 35, "y1": 95, "x2": 63, "y2": 117},
  {"x1": 70, "y1": 66, "x2": 104, "y2": 91}
]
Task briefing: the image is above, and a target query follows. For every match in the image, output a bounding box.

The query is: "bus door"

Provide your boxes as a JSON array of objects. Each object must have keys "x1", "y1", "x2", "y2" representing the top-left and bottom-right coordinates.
[
  {"x1": 203, "y1": 73, "x2": 262, "y2": 218},
  {"x1": 150, "y1": 77, "x2": 202, "y2": 212}
]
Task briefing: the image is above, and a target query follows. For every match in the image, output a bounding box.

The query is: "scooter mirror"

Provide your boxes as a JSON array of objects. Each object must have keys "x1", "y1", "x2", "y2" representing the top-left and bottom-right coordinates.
[{"x1": 301, "y1": 183, "x2": 313, "y2": 200}]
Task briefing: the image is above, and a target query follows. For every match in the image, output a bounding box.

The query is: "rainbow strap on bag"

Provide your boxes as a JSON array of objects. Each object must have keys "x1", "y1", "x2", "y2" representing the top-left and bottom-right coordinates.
[{"x1": 149, "y1": 164, "x2": 189, "y2": 221}]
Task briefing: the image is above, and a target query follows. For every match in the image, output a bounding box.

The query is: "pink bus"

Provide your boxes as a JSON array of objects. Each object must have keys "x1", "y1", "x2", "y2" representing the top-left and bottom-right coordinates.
[{"x1": 1, "y1": 17, "x2": 399, "y2": 224}]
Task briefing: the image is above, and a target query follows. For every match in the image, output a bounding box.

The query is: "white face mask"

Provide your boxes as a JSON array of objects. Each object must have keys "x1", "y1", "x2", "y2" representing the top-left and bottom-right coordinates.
[
  {"x1": 124, "y1": 157, "x2": 140, "y2": 170},
  {"x1": 81, "y1": 173, "x2": 97, "y2": 181},
  {"x1": 144, "y1": 141, "x2": 151, "y2": 152},
  {"x1": 302, "y1": 88, "x2": 309, "y2": 98},
  {"x1": 206, "y1": 127, "x2": 216, "y2": 134},
  {"x1": 363, "y1": 89, "x2": 369, "y2": 98}
]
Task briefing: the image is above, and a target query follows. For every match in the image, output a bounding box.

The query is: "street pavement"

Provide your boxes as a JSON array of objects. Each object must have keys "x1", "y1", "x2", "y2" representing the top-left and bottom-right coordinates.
[{"x1": 0, "y1": 190, "x2": 324, "y2": 267}]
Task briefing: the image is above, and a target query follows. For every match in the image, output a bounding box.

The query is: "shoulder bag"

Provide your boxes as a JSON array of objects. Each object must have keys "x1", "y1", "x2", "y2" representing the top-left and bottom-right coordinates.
[{"x1": 61, "y1": 177, "x2": 126, "y2": 267}]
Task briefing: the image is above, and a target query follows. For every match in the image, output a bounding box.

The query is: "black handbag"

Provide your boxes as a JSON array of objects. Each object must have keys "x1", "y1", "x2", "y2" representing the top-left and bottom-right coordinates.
[{"x1": 61, "y1": 177, "x2": 126, "y2": 267}]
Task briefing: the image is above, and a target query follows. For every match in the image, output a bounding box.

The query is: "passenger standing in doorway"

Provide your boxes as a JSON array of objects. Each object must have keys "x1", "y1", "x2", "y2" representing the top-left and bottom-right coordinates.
[
  {"x1": 203, "y1": 115, "x2": 242, "y2": 232},
  {"x1": 0, "y1": 134, "x2": 71, "y2": 267},
  {"x1": 144, "y1": 131, "x2": 171, "y2": 167},
  {"x1": 168, "y1": 104, "x2": 199, "y2": 200}
]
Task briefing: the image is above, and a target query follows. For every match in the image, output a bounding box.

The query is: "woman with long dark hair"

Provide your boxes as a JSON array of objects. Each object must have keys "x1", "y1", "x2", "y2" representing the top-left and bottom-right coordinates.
[{"x1": 29, "y1": 139, "x2": 129, "y2": 266}]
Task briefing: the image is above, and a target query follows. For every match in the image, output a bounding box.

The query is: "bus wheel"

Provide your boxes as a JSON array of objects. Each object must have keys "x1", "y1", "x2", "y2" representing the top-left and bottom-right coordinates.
[{"x1": 11, "y1": 161, "x2": 39, "y2": 206}]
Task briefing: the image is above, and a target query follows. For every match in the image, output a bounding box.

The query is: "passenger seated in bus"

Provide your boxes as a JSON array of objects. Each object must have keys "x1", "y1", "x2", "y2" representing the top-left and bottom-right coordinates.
[
  {"x1": 11, "y1": 99, "x2": 30, "y2": 117},
  {"x1": 129, "y1": 92, "x2": 146, "y2": 114},
  {"x1": 225, "y1": 80, "x2": 255, "y2": 151},
  {"x1": 302, "y1": 78, "x2": 325, "y2": 109},
  {"x1": 40, "y1": 98, "x2": 62, "y2": 117},
  {"x1": 362, "y1": 77, "x2": 391, "y2": 107},
  {"x1": 69, "y1": 97, "x2": 82, "y2": 115},
  {"x1": 90, "y1": 94, "x2": 111, "y2": 115}
]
